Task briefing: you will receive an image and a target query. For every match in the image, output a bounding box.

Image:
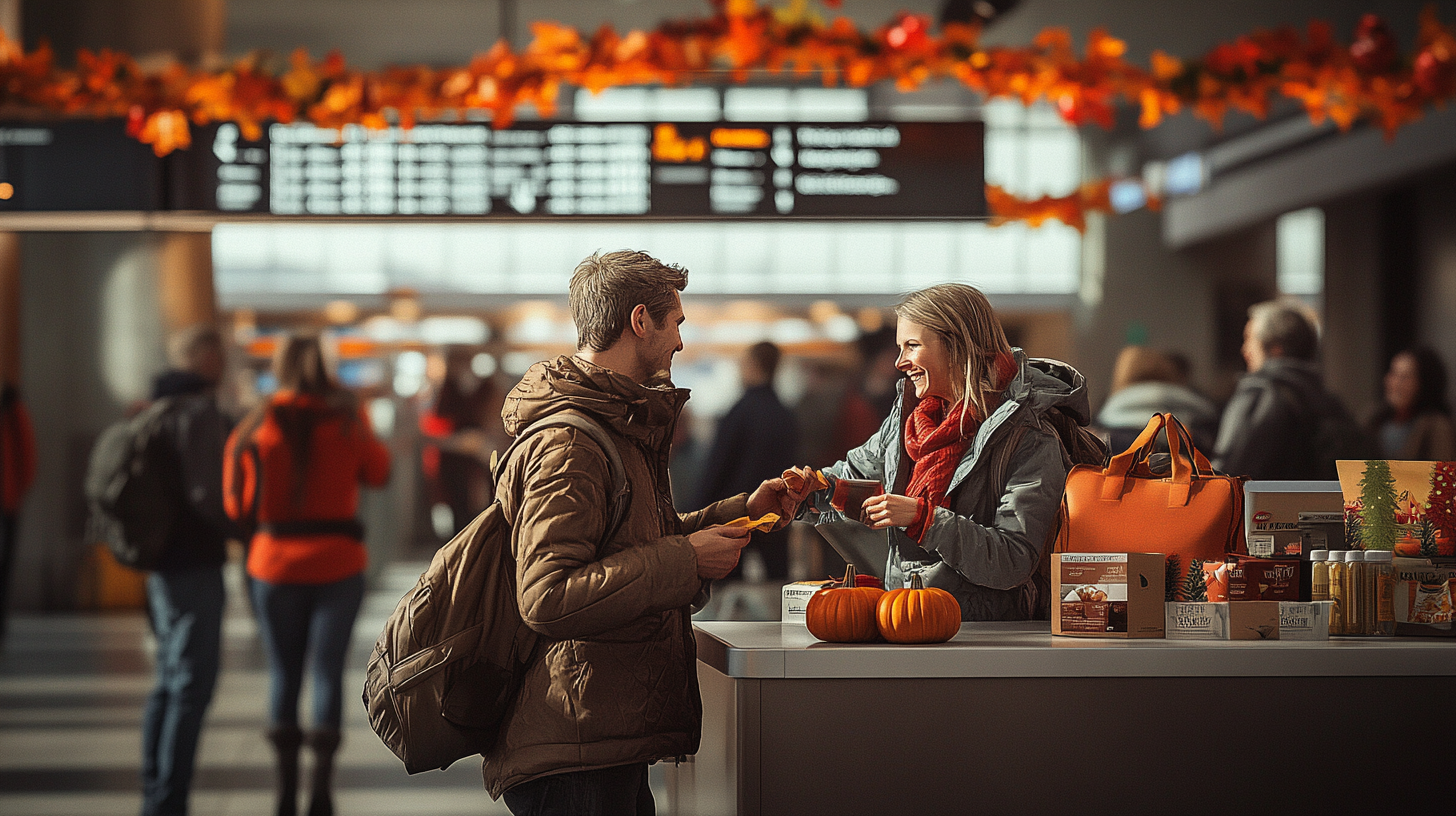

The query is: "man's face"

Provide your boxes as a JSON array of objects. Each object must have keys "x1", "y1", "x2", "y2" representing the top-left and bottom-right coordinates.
[
  {"x1": 1241, "y1": 321, "x2": 1267, "y2": 373},
  {"x1": 639, "y1": 293, "x2": 685, "y2": 380}
]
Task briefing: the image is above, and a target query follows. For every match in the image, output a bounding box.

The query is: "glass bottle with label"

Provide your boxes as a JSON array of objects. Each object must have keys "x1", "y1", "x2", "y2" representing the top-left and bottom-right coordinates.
[
  {"x1": 1363, "y1": 550, "x2": 1396, "y2": 637},
  {"x1": 1344, "y1": 550, "x2": 1366, "y2": 635},
  {"x1": 1310, "y1": 550, "x2": 1330, "y2": 602},
  {"x1": 1327, "y1": 551, "x2": 1346, "y2": 635}
]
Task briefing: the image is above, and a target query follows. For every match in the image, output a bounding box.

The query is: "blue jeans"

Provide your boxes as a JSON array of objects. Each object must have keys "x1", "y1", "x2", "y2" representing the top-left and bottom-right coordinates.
[
  {"x1": 250, "y1": 574, "x2": 364, "y2": 730},
  {"x1": 503, "y1": 763, "x2": 655, "y2": 816},
  {"x1": 142, "y1": 566, "x2": 225, "y2": 816}
]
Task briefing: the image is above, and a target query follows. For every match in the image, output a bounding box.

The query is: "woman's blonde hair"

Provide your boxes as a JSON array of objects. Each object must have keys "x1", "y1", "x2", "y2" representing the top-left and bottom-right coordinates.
[{"x1": 894, "y1": 283, "x2": 1013, "y2": 421}]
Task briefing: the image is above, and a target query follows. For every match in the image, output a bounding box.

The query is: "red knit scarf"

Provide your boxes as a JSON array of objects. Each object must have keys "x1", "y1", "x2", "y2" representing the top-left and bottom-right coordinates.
[{"x1": 903, "y1": 352, "x2": 1019, "y2": 511}]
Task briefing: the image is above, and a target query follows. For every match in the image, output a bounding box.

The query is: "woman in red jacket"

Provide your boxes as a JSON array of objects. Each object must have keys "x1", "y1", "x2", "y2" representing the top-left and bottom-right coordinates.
[{"x1": 225, "y1": 334, "x2": 389, "y2": 816}]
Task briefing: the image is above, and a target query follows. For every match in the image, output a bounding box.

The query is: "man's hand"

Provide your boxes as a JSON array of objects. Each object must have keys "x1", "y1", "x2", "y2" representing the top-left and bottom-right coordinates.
[
  {"x1": 689, "y1": 525, "x2": 751, "y2": 580},
  {"x1": 747, "y1": 469, "x2": 817, "y2": 529},
  {"x1": 861, "y1": 493, "x2": 922, "y2": 530}
]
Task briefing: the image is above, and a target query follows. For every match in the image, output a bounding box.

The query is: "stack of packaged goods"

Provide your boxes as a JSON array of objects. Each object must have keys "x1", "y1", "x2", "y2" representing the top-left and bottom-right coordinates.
[{"x1": 1164, "y1": 553, "x2": 1333, "y2": 640}]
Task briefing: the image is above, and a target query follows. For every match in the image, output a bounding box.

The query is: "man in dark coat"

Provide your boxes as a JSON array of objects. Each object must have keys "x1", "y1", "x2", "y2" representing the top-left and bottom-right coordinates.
[
  {"x1": 141, "y1": 325, "x2": 236, "y2": 816},
  {"x1": 696, "y1": 341, "x2": 800, "y2": 579},
  {"x1": 1212, "y1": 301, "x2": 1366, "y2": 481}
]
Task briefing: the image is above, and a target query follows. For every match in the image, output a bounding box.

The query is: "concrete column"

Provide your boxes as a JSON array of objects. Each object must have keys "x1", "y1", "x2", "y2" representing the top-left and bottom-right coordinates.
[
  {"x1": 1323, "y1": 196, "x2": 1386, "y2": 421},
  {"x1": 158, "y1": 231, "x2": 217, "y2": 331},
  {"x1": 15, "y1": 234, "x2": 168, "y2": 611},
  {"x1": 0, "y1": 233, "x2": 18, "y2": 387}
]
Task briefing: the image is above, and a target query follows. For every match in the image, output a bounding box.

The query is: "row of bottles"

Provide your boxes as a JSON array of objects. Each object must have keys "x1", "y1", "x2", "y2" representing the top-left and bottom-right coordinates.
[{"x1": 1310, "y1": 550, "x2": 1395, "y2": 636}]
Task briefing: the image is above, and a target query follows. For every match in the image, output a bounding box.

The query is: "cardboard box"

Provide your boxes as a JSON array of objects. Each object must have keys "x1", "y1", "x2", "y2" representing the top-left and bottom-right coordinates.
[
  {"x1": 1053, "y1": 553, "x2": 1165, "y2": 638},
  {"x1": 1165, "y1": 602, "x2": 1230, "y2": 640},
  {"x1": 1226, "y1": 557, "x2": 1302, "y2": 601},
  {"x1": 1165, "y1": 601, "x2": 1331, "y2": 640},
  {"x1": 781, "y1": 580, "x2": 832, "y2": 625},
  {"x1": 1391, "y1": 557, "x2": 1456, "y2": 637},
  {"x1": 1278, "y1": 601, "x2": 1333, "y2": 640},
  {"x1": 1244, "y1": 481, "x2": 1343, "y2": 556},
  {"x1": 1228, "y1": 601, "x2": 1281, "y2": 640}
]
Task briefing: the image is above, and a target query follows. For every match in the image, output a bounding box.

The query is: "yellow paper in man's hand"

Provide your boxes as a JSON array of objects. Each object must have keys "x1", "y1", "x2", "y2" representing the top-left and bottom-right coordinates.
[
  {"x1": 723, "y1": 513, "x2": 780, "y2": 532},
  {"x1": 781, "y1": 468, "x2": 829, "y2": 493}
]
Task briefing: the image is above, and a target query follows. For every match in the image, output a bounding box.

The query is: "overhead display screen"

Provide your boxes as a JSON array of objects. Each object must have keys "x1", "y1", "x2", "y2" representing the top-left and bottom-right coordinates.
[
  {"x1": 0, "y1": 118, "x2": 985, "y2": 219},
  {"x1": 217, "y1": 120, "x2": 985, "y2": 219}
]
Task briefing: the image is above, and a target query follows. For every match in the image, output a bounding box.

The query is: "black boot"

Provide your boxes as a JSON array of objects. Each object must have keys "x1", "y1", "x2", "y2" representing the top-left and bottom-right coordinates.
[
  {"x1": 266, "y1": 725, "x2": 304, "y2": 816},
  {"x1": 305, "y1": 729, "x2": 342, "y2": 816}
]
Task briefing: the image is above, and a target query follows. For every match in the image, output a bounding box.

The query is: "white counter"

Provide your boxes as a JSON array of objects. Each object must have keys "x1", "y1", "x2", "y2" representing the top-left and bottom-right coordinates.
[
  {"x1": 693, "y1": 619, "x2": 1456, "y2": 679},
  {"x1": 668, "y1": 622, "x2": 1456, "y2": 816}
]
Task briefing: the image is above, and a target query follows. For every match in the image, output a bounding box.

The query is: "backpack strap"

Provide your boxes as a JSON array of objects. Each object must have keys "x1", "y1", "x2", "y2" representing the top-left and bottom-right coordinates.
[{"x1": 492, "y1": 411, "x2": 632, "y2": 545}]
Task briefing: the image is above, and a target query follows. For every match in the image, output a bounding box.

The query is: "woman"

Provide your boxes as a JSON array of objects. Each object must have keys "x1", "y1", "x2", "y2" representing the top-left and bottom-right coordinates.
[
  {"x1": 225, "y1": 335, "x2": 390, "y2": 816},
  {"x1": 1096, "y1": 345, "x2": 1219, "y2": 456},
  {"x1": 1366, "y1": 346, "x2": 1456, "y2": 460},
  {"x1": 791, "y1": 283, "x2": 1090, "y2": 620}
]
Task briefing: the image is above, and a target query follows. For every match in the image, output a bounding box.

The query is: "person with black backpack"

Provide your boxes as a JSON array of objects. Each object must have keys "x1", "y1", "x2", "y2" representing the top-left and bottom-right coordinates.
[
  {"x1": 1212, "y1": 300, "x2": 1370, "y2": 481},
  {"x1": 135, "y1": 325, "x2": 236, "y2": 816}
]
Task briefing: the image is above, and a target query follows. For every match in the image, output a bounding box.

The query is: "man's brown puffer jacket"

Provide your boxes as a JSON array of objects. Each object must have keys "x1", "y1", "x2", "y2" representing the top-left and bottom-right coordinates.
[{"x1": 484, "y1": 355, "x2": 748, "y2": 798}]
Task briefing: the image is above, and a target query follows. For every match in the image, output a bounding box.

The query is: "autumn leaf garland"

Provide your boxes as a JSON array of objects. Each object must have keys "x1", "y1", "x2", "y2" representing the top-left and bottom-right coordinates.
[{"x1": 0, "y1": 2, "x2": 1451, "y2": 228}]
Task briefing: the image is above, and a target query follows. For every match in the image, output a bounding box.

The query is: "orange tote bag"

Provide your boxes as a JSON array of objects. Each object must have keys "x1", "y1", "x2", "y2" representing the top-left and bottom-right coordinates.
[{"x1": 1057, "y1": 413, "x2": 1246, "y2": 562}]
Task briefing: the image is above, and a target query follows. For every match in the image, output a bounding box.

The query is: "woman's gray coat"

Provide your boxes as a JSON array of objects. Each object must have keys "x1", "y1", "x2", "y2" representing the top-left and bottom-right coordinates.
[{"x1": 805, "y1": 350, "x2": 1090, "y2": 620}]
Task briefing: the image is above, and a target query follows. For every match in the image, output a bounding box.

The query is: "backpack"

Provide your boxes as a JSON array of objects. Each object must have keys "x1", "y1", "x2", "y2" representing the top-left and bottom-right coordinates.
[
  {"x1": 84, "y1": 399, "x2": 183, "y2": 571},
  {"x1": 363, "y1": 411, "x2": 631, "y2": 774}
]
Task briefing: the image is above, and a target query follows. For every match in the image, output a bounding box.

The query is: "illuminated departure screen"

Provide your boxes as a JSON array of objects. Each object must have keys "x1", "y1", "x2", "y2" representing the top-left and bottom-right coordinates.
[{"x1": 220, "y1": 120, "x2": 985, "y2": 219}]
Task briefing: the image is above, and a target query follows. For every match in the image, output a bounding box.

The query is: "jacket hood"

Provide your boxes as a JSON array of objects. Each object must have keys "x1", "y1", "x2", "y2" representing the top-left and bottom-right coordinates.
[
  {"x1": 1004, "y1": 350, "x2": 1092, "y2": 424},
  {"x1": 1097, "y1": 381, "x2": 1218, "y2": 429},
  {"x1": 502, "y1": 355, "x2": 689, "y2": 444},
  {"x1": 1257, "y1": 357, "x2": 1325, "y2": 396},
  {"x1": 152, "y1": 369, "x2": 213, "y2": 399}
]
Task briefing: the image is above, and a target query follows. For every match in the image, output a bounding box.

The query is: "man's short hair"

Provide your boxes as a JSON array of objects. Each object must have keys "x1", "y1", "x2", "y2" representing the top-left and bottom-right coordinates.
[
  {"x1": 570, "y1": 250, "x2": 688, "y2": 352},
  {"x1": 746, "y1": 341, "x2": 782, "y2": 381},
  {"x1": 1247, "y1": 301, "x2": 1319, "y2": 362},
  {"x1": 168, "y1": 324, "x2": 223, "y2": 371}
]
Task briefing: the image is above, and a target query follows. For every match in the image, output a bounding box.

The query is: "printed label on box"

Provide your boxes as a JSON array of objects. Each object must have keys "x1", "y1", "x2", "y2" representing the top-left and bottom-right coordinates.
[
  {"x1": 1165, "y1": 602, "x2": 1230, "y2": 639},
  {"x1": 1247, "y1": 534, "x2": 1276, "y2": 558},
  {"x1": 1278, "y1": 601, "x2": 1332, "y2": 640}
]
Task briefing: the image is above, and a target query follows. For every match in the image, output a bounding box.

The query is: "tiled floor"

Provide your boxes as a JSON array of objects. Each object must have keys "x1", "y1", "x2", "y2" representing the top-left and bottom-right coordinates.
[
  {"x1": 0, "y1": 558, "x2": 785, "y2": 816},
  {"x1": 0, "y1": 563, "x2": 530, "y2": 816}
]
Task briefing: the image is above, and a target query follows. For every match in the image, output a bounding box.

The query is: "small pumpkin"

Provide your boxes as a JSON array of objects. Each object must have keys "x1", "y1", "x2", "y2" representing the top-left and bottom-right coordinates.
[
  {"x1": 1394, "y1": 534, "x2": 1422, "y2": 557},
  {"x1": 805, "y1": 565, "x2": 885, "y2": 643},
  {"x1": 876, "y1": 572, "x2": 961, "y2": 644}
]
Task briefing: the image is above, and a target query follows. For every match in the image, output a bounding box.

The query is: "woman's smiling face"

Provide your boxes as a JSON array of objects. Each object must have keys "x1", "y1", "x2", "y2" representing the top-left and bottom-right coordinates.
[{"x1": 895, "y1": 317, "x2": 957, "y2": 402}]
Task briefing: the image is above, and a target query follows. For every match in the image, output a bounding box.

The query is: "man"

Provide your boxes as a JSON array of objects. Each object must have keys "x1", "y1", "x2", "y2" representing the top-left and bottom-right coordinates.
[
  {"x1": 1212, "y1": 301, "x2": 1365, "y2": 481},
  {"x1": 141, "y1": 325, "x2": 235, "y2": 816},
  {"x1": 485, "y1": 250, "x2": 806, "y2": 814},
  {"x1": 696, "y1": 341, "x2": 799, "y2": 580}
]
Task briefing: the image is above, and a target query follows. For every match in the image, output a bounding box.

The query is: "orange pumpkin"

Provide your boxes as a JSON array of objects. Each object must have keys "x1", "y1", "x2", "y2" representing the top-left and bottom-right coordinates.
[
  {"x1": 876, "y1": 572, "x2": 961, "y2": 644},
  {"x1": 805, "y1": 565, "x2": 885, "y2": 643},
  {"x1": 1394, "y1": 534, "x2": 1422, "y2": 557}
]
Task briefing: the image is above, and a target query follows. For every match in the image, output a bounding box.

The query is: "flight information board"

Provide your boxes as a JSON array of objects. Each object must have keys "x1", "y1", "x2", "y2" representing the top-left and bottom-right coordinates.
[
  {"x1": 0, "y1": 118, "x2": 984, "y2": 218},
  {"x1": 215, "y1": 120, "x2": 984, "y2": 219}
]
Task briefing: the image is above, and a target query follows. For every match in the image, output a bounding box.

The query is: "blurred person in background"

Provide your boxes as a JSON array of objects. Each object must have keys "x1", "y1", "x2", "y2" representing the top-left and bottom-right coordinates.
[
  {"x1": 1096, "y1": 345, "x2": 1219, "y2": 456},
  {"x1": 1366, "y1": 346, "x2": 1456, "y2": 460},
  {"x1": 1213, "y1": 300, "x2": 1367, "y2": 480},
  {"x1": 420, "y1": 345, "x2": 499, "y2": 536},
  {"x1": 140, "y1": 325, "x2": 235, "y2": 816},
  {"x1": 0, "y1": 381, "x2": 35, "y2": 648},
  {"x1": 695, "y1": 341, "x2": 799, "y2": 580},
  {"x1": 788, "y1": 283, "x2": 1093, "y2": 620},
  {"x1": 224, "y1": 334, "x2": 390, "y2": 816}
]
